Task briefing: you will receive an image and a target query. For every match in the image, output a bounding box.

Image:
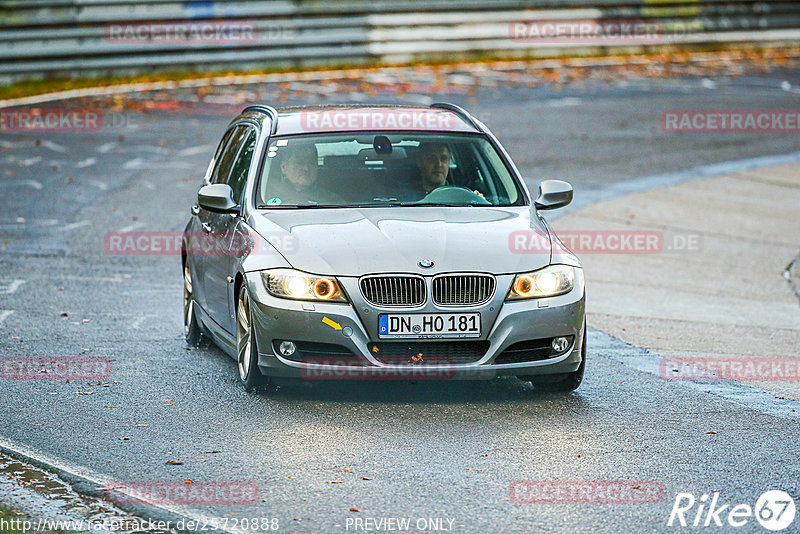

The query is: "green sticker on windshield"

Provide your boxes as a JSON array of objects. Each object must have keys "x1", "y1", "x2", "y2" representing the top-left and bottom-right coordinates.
[{"x1": 266, "y1": 197, "x2": 282, "y2": 205}]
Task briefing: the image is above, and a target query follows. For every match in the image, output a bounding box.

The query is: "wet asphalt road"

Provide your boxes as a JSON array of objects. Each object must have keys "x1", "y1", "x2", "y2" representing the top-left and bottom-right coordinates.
[{"x1": 1, "y1": 70, "x2": 800, "y2": 533}]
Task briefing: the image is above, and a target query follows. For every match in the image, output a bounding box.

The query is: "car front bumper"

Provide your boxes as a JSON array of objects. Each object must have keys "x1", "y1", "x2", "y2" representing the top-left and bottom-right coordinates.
[{"x1": 245, "y1": 270, "x2": 585, "y2": 381}]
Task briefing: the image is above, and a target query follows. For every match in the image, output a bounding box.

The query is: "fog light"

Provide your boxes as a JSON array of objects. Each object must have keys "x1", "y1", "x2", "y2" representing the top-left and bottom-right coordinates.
[
  {"x1": 551, "y1": 337, "x2": 569, "y2": 353},
  {"x1": 278, "y1": 341, "x2": 296, "y2": 357}
]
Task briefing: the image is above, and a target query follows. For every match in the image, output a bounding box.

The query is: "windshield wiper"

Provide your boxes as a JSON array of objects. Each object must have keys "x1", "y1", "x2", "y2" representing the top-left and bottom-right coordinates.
[
  {"x1": 398, "y1": 202, "x2": 474, "y2": 207},
  {"x1": 257, "y1": 203, "x2": 343, "y2": 209},
  {"x1": 257, "y1": 201, "x2": 479, "y2": 209}
]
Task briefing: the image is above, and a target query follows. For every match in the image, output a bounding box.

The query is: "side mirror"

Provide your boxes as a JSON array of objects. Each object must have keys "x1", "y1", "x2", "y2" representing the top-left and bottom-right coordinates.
[
  {"x1": 198, "y1": 184, "x2": 238, "y2": 213},
  {"x1": 534, "y1": 180, "x2": 573, "y2": 210}
]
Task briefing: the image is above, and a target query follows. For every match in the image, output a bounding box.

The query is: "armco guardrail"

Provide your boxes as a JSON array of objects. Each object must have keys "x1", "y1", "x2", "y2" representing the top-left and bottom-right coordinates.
[{"x1": 1, "y1": 0, "x2": 800, "y2": 84}]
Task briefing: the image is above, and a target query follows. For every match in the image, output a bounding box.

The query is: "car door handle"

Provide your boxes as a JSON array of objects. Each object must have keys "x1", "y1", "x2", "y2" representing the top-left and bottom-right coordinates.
[
  {"x1": 191, "y1": 205, "x2": 200, "y2": 216},
  {"x1": 201, "y1": 223, "x2": 212, "y2": 233}
]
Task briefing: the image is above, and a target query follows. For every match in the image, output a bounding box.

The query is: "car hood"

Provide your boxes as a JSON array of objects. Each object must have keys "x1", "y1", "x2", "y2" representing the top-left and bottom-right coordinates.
[{"x1": 249, "y1": 206, "x2": 552, "y2": 276}]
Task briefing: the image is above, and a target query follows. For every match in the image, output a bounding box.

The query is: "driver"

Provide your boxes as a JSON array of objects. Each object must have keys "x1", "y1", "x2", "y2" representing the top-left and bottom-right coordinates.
[
  {"x1": 417, "y1": 141, "x2": 451, "y2": 195},
  {"x1": 392, "y1": 142, "x2": 485, "y2": 202}
]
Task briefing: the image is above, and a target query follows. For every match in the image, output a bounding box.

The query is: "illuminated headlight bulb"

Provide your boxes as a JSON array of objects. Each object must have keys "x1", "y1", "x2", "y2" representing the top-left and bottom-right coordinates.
[
  {"x1": 535, "y1": 271, "x2": 561, "y2": 294},
  {"x1": 284, "y1": 276, "x2": 309, "y2": 297}
]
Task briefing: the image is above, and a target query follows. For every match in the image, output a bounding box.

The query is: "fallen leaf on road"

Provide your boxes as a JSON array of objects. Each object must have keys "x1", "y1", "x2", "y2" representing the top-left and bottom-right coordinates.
[
  {"x1": 326, "y1": 481, "x2": 343, "y2": 484},
  {"x1": 166, "y1": 461, "x2": 184, "y2": 465},
  {"x1": 361, "y1": 477, "x2": 372, "y2": 480},
  {"x1": 706, "y1": 431, "x2": 717, "y2": 434},
  {"x1": 118, "y1": 437, "x2": 130, "y2": 441},
  {"x1": 350, "y1": 508, "x2": 359, "y2": 512},
  {"x1": 342, "y1": 468, "x2": 353, "y2": 472}
]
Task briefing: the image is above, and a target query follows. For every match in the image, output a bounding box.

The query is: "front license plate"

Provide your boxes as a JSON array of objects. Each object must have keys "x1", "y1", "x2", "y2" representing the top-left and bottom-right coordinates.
[{"x1": 378, "y1": 313, "x2": 481, "y2": 339}]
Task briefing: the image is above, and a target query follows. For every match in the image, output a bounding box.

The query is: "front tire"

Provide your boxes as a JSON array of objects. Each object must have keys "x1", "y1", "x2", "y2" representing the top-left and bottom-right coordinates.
[
  {"x1": 183, "y1": 262, "x2": 205, "y2": 346},
  {"x1": 236, "y1": 285, "x2": 267, "y2": 392}
]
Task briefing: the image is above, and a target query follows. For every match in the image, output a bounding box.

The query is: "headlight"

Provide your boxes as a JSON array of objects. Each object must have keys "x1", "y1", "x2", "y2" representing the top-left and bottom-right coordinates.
[
  {"x1": 506, "y1": 265, "x2": 575, "y2": 300},
  {"x1": 261, "y1": 269, "x2": 348, "y2": 302}
]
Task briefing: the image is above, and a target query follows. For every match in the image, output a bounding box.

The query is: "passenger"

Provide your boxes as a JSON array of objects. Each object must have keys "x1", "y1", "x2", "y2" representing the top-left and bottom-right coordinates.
[{"x1": 266, "y1": 144, "x2": 343, "y2": 205}]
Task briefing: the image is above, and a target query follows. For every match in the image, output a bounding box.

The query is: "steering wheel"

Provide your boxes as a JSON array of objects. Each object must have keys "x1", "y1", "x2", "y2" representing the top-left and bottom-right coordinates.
[{"x1": 420, "y1": 185, "x2": 490, "y2": 205}]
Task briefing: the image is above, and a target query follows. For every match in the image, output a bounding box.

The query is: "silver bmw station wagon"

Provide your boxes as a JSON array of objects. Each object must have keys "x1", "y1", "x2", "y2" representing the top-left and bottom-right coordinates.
[{"x1": 182, "y1": 104, "x2": 586, "y2": 391}]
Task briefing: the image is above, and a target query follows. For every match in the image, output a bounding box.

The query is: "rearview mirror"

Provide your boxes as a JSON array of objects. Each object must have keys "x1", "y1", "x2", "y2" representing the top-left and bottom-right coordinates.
[
  {"x1": 534, "y1": 180, "x2": 573, "y2": 210},
  {"x1": 198, "y1": 184, "x2": 239, "y2": 213}
]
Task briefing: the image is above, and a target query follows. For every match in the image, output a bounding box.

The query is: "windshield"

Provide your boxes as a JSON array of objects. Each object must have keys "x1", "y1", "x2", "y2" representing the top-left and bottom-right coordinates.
[{"x1": 255, "y1": 133, "x2": 524, "y2": 208}]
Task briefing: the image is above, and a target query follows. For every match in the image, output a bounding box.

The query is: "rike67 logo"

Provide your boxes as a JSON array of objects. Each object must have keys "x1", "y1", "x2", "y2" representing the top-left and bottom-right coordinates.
[{"x1": 668, "y1": 490, "x2": 796, "y2": 531}]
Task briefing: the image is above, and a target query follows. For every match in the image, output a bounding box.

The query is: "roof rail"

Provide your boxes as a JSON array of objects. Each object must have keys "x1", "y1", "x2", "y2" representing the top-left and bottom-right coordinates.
[
  {"x1": 242, "y1": 105, "x2": 279, "y2": 135},
  {"x1": 430, "y1": 102, "x2": 481, "y2": 131}
]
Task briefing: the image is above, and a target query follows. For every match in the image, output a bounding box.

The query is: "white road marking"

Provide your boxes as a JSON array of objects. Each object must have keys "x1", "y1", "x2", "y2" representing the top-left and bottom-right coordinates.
[
  {"x1": 75, "y1": 157, "x2": 97, "y2": 168},
  {"x1": 57, "y1": 274, "x2": 131, "y2": 283},
  {"x1": 19, "y1": 157, "x2": 42, "y2": 167},
  {"x1": 63, "y1": 220, "x2": 90, "y2": 231},
  {"x1": 97, "y1": 142, "x2": 118, "y2": 153},
  {"x1": 178, "y1": 144, "x2": 214, "y2": 157},
  {"x1": 0, "y1": 437, "x2": 239, "y2": 534},
  {"x1": 129, "y1": 145, "x2": 172, "y2": 155},
  {"x1": 0, "y1": 280, "x2": 25, "y2": 295},
  {"x1": 123, "y1": 157, "x2": 193, "y2": 170},
  {"x1": 87, "y1": 180, "x2": 108, "y2": 190},
  {"x1": 5, "y1": 180, "x2": 43, "y2": 190},
  {"x1": 0, "y1": 218, "x2": 57, "y2": 228},
  {"x1": 123, "y1": 158, "x2": 143, "y2": 169},
  {"x1": 780, "y1": 81, "x2": 800, "y2": 94},
  {"x1": 0, "y1": 310, "x2": 14, "y2": 326},
  {"x1": 116, "y1": 222, "x2": 145, "y2": 233},
  {"x1": 40, "y1": 140, "x2": 67, "y2": 153},
  {"x1": 540, "y1": 97, "x2": 583, "y2": 108}
]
